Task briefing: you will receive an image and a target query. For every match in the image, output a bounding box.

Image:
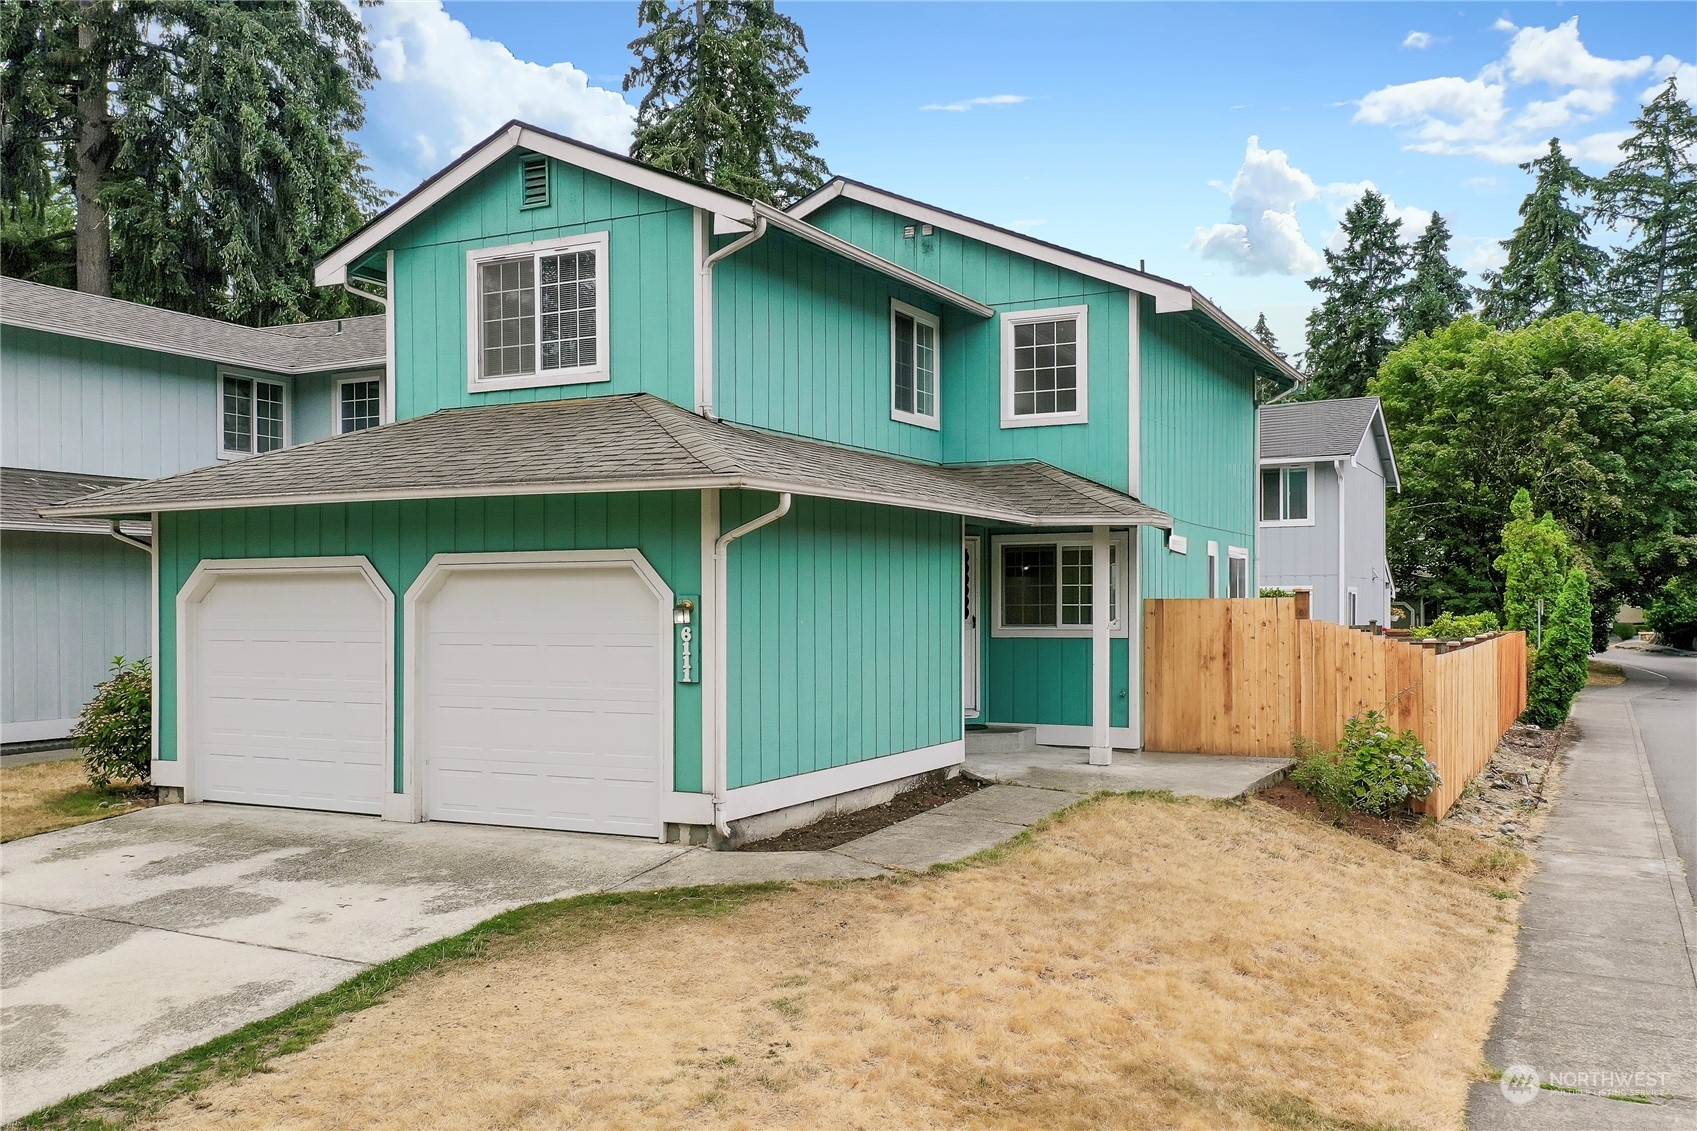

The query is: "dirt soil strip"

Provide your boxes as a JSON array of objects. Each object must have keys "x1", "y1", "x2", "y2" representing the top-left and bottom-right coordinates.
[
  {"x1": 739, "y1": 774, "x2": 986, "y2": 851},
  {"x1": 130, "y1": 794, "x2": 1518, "y2": 1131}
]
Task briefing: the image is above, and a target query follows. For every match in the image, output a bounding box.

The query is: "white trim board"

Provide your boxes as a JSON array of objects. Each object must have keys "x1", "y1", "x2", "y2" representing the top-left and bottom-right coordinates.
[
  {"x1": 0, "y1": 717, "x2": 79, "y2": 744},
  {"x1": 1002, "y1": 724, "x2": 1139, "y2": 749},
  {"x1": 718, "y1": 739, "x2": 965, "y2": 823}
]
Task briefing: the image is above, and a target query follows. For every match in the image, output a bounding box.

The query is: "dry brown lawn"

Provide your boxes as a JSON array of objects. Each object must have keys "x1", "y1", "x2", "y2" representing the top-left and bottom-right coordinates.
[
  {"x1": 144, "y1": 795, "x2": 1518, "y2": 1131},
  {"x1": 0, "y1": 757, "x2": 147, "y2": 842},
  {"x1": 1587, "y1": 660, "x2": 1628, "y2": 687}
]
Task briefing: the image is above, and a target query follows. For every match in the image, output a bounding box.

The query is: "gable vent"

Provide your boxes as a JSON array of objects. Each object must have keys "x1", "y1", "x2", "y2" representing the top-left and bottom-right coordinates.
[{"x1": 520, "y1": 156, "x2": 549, "y2": 209}]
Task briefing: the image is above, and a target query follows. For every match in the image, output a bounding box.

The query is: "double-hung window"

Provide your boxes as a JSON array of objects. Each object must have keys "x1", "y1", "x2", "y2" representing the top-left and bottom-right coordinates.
[
  {"x1": 992, "y1": 534, "x2": 1128, "y2": 637},
  {"x1": 1259, "y1": 464, "x2": 1312, "y2": 524},
  {"x1": 466, "y1": 232, "x2": 609, "y2": 392},
  {"x1": 336, "y1": 375, "x2": 384, "y2": 435},
  {"x1": 219, "y1": 374, "x2": 285, "y2": 458},
  {"x1": 1001, "y1": 305, "x2": 1088, "y2": 427},
  {"x1": 891, "y1": 300, "x2": 940, "y2": 428}
]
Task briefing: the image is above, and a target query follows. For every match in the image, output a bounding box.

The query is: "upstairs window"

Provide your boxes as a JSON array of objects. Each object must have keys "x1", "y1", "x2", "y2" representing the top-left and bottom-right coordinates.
[
  {"x1": 891, "y1": 300, "x2": 940, "y2": 428},
  {"x1": 220, "y1": 375, "x2": 285, "y2": 458},
  {"x1": 992, "y1": 535, "x2": 1127, "y2": 637},
  {"x1": 337, "y1": 376, "x2": 383, "y2": 434},
  {"x1": 1260, "y1": 465, "x2": 1311, "y2": 524},
  {"x1": 466, "y1": 232, "x2": 609, "y2": 392},
  {"x1": 1002, "y1": 305, "x2": 1088, "y2": 427}
]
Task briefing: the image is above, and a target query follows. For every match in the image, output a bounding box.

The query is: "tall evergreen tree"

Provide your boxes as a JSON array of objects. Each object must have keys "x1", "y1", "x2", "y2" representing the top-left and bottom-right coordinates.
[
  {"x1": 624, "y1": 0, "x2": 828, "y2": 206},
  {"x1": 1251, "y1": 312, "x2": 1294, "y2": 402},
  {"x1": 1594, "y1": 78, "x2": 1697, "y2": 327},
  {"x1": 1477, "y1": 139, "x2": 1608, "y2": 328},
  {"x1": 1398, "y1": 212, "x2": 1470, "y2": 339},
  {"x1": 0, "y1": 0, "x2": 383, "y2": 324},
  {"x1": 1252, "y1": 312, "x2": 1286, "y2": 359},
  {"x1": 1302, "y1": 190, "x2": 1406, "y2": 400}
]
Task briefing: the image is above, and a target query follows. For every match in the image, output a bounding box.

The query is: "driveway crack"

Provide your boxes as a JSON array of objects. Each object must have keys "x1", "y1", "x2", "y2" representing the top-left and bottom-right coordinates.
[{"x1": 0, "y1": 900, "x2": 371, "y2": 968}]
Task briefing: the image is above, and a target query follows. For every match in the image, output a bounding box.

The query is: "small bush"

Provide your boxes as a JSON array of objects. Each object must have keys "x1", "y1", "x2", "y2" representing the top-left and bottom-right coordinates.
[
  {"x1": 1645, "y1": 575, "x2": 1697, "y2": 649},
  {"x1": 1289, "y1": 712, "x2": 1441, "y2": 820},
  {"x1": 71, "y1": 656, "x2": 152, "y2": 789},
  {"x1": 1410, "y1": 611, "x2": 1500, "y2": 640},
  {"x1": 1259, "y1": 587, "x2": 1294, "y2": 598},
  {"x1": 1525, "y1": 568, "x2": 1591, "y2": 727}
]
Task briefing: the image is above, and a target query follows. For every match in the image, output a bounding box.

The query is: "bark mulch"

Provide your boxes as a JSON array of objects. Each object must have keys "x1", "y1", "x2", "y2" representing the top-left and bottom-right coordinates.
[{"x1": 737, "y1": 773, "x2": 987, "y2": 852}]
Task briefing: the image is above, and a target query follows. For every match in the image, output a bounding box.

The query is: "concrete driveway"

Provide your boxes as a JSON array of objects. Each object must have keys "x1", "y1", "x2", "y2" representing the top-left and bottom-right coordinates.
[{"x1": 0, "y1": 803, "x2": 688, "y2": 1122}]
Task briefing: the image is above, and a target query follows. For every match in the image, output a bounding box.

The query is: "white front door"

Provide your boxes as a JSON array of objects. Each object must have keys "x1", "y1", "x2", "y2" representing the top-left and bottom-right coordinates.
[
  {"x1": 963, "y1": 536, "x2": 980, "y2": 718},
  {"x1": 416, "y1": 562, "x2": 665, "y2": 837},
  {"x1": 189, "y1": 568, "x2": 389, "y2": 814}
]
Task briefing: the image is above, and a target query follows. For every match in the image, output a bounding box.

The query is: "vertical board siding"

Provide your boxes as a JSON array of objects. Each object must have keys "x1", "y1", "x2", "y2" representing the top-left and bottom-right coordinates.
[
  {"x1": 1, "y1": 531, "x2": 150, "y2": 731},
  {"x1": 388, "y1": 153, "x2": 697, "y2": 419},
  {"x1": 722, "y1": 492, "x2": 960, "y2": 788},
  {"x1": 1137, "y1": 297, "x2": 1258, "y2": 599},
  {"x1": 1257, "y1": 461, "x2": 1341, "y2": 619},
  {"x1": 156, "y1": 492, "x2": 704, "y2": 793},
  {"x1": 1142, "y1": 598, "x2": 1528, "y2": 817},
  {"x1": 1343, "y1": 432, "x2": 1393, "y2": 626}
]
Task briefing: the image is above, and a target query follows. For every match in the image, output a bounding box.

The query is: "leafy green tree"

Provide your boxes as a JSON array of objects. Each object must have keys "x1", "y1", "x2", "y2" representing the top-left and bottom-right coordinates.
[
  {"x1": 1, "y1": 0, "x2": 382, "y2": 324},
  {"x1": 1494, "y1": 488, "x2": 1576, "y2": 643},
  {"x1": 1373, "y1": 314, "x2": 1697, "y2": 648},
  {"x1": 1477, "y1": 139, "x2": 1609, "y2": 328},
  {"x1": 1594, "y1": 79, "x2": 1697, "y2": 327},
  {"x1": 1302, "y1": 189, "x2": 1406, "y2": 400},
  {"x1": 624, "y1": 0, "x2": 828, "y2": 206},
  {"x1": 1398, "y1": 211, "x2": 1469, "y2": 339},
  {"x1": 1645, "y1": 574, "x2": 1697, "y2": 649},
  {"x1": 1525, "y1": 567, "x2": 1592, "y2": 728}
]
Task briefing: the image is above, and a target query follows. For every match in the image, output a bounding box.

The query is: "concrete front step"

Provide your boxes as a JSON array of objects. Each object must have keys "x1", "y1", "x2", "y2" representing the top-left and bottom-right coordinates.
[{"x1": 964, "y1": 724, "x2": 1037, "y2": 755}]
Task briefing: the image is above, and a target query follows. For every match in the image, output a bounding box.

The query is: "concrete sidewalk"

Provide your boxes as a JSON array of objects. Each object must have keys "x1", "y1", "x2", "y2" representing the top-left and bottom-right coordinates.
[{"x1": 1467, "y1": 689, "x2": 1697, "y2": 1129}]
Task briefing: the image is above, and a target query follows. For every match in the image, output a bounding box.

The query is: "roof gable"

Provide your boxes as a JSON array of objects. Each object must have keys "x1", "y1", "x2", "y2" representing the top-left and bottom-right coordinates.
[{"x1": 1259, "y1": 396, "x2": 1399, "y2": 489}]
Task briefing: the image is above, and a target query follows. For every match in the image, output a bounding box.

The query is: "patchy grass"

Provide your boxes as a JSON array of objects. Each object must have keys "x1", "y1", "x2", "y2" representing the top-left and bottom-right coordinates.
[
  {"x1": 0, "y1": 757, "x2": 149, "y2": 842},
  {"x1": 83, "y1": 795, "x2": 1518, "y2": 1131},
  {"x1": 1587, "y1": 660, "x2": 1627, "y2": 687}
]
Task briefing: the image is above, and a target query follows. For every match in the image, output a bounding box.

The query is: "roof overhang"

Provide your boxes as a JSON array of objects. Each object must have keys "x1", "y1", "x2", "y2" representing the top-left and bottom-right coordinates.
[
  {"x1": 1366, "y1": 401, "x2": 1401, "y2": 491},
  {"x1": 4, "y1": 518, "x2": 152, "y2": 537}
]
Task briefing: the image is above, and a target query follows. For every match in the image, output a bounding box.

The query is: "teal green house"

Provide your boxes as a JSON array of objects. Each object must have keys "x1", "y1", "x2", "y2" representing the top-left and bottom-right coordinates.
[{"x1": 52, "y1": 122, "x2": 1296, "y2": 844}]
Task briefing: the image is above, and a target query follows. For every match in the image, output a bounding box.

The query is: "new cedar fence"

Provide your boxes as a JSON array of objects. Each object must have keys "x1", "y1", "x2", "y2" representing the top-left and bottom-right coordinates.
[{"x1": 1143, "y1": 597, "x2": 1528, "y2": 818}]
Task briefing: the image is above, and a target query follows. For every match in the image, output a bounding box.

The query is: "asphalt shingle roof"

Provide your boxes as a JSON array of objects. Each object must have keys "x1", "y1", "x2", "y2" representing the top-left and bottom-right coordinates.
[
  {"x1": 44, "y1": 394, "x2": 1172, "y2": 529},
  {"x1": 3, "y1": 467, "x2": 150, "y2": 535},
  {"x1": 1, "y1": 277, "x2": 383, "y2": 373},
  {"x1": 1259, "y1": 397, "x2": 1384, "y2": 460}
]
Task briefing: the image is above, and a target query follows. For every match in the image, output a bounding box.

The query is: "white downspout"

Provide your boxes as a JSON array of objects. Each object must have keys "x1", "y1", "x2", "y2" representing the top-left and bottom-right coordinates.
[
  {"x1": 1335, "y1": 458, "x2": 1347, "y2": 623},
  {"x1": 107, "y1": 518, "x2": 159, "y2": 772},
  {"x1": 710, "y1": 490, "x2": 791, "y2": 837},
  {"x1": 343, "y1": 253, "x2": 394, "y2": 424},
  {"x1": 697, "y1": 216, "x2": 768, "y2": 419}
]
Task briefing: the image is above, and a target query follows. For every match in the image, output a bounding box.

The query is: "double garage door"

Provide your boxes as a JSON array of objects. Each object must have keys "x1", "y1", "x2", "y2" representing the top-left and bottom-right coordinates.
[{"x1": 187, "y1": 559, "x2": 664, "y2": 836}]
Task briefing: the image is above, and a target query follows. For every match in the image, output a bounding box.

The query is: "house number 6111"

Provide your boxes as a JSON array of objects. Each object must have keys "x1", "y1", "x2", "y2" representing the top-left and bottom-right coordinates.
[{"x1": 679, "y1": 625, "x2": 695, "y2": 683}]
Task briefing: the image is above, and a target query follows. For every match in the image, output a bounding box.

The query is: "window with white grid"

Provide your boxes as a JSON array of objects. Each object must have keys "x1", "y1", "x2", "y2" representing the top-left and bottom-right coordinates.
[
  {"x1": 337, "y1": 377, "x2": 383, "y2": 434},
  {"x1": 1001, "y1": 305, "x2": 1088, "y2": 426},
  {"x1": 467, "y1": 232, "x2": 609, "y2": 391},
  {"x1": 219, "y1": 375, "x2": 286, "y2": 458},
  {"x1": 993, "y1": 535, "x2": 1126, "y2": 637}
]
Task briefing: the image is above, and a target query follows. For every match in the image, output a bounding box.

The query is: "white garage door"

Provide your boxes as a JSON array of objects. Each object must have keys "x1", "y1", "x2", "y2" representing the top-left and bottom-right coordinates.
[
  {"x1": 192, "y1": 569, "x2": 389, "y2": 814},
  {"x1": 418, "y1": 564, "x2": 664, "y2": 837}
]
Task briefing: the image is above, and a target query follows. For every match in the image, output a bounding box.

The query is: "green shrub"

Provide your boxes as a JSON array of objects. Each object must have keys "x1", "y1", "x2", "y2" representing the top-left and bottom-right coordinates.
[
  {"x1": 1645, "y1": 575, "x2": 1697, "y2": 649},
  {"x1": 1259, "y1": 587, "x2": 1294, "y2": 598},
  {"x1": 1410, "y1": 610, "x2": 1501, "y2": 640},
  {"x1": 71, "y1": 656, "x2": 152, "y2": 789},
  {"x1": 1525, "y1": 567, "x2": 1592, "y2": 727},
  {"x1": 1494, "y1": 487, "x2": 1574, "y2": 637},
  {"x1": 1289, "y1": 712, "x2": 1441, "y2": 820}
]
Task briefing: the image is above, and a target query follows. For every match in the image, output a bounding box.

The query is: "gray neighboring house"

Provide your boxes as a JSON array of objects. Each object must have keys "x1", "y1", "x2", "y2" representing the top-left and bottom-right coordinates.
[
  {"x1": 0, "y1": 277, "x2": 384, "y2": 743},
  {"x1": 1256, "y1": 396, "x2": 1400, "y2": 627}
]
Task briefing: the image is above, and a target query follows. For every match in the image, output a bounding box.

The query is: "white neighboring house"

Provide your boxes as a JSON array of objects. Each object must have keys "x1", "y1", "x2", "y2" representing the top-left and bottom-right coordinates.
[{"x1": 1257, "y1": 396, "x2": 1400, "y2": 626}]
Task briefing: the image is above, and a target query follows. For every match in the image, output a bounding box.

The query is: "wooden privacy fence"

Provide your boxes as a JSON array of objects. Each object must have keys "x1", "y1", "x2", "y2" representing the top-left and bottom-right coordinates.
[{"x1": 1143, "y1": 598, "x2": 1528, "y2": 818}]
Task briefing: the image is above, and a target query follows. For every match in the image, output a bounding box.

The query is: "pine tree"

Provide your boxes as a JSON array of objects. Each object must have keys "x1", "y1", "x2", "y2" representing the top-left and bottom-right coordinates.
[
  {"x1": 0, "y1": 0, "x2": 382, "y2": 323},
  {"x1": 624, "y1": 0, "x2": 828, "y2": 206},
  {"x1": 1302, "y1": 190, "x2": 1406, "y2": 400},
  {"x1": 1525, "y1": 566, "x2": 1592, "y2": 728},
  {"x1": 1477, "y1": 139, "x2": 1609, "y2": 328},
  {"x1": 1252, "y1": 312, "x2": 1286, "y2": 358},
  {"x1": 1493, "y1": 488, "x2": 1574, "y2": 642},
  {"x1": 1594, "y1": 78, "x2": 1697, "y2": 327},
  {"x1": 1398, "y1": 212, "x2": 1470, "y2": 339}
]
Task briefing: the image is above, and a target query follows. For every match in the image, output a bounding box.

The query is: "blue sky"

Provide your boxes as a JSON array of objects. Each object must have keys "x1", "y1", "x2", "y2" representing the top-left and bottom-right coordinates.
[{"x1": 354, "y1": 1, "x2": 1694, "y2": 352}]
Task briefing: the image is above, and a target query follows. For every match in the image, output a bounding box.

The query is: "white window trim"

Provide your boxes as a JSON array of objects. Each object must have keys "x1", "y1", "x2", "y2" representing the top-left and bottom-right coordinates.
[
  {"x1": 1000, "y1": 303, "x2": 1089, "y2": 428},
  {"x1": 890, "y1": 299, "x2": 941, "y2": 430},
  {"x1": 1259, "y1": 462, "x2": 1316, "y2": 527},
  {"x1": 990, "y1": 531, "x2": 1130, "y2": 639},
  {"x1": 1207, "y1": 540, "x2": 1220, "y2": 599},
  {"x1": 216, "y1": 369, "x2": 290, "y2": 461},
  {"x1": 333, "y1": 371, "x2": 386, "y2": 435},
  {"x1": 1227, "y1": 545, "x2": 1250, "y2": 599},
  {"x1": 464, "y1": 230, "x2": 611, "y2": 393}
]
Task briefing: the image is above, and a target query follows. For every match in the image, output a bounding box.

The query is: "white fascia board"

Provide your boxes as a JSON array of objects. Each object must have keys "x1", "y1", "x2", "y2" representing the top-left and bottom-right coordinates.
[
  {"x1": 315, "y1": 123, "x2": 757, "y2": 288},
  {"x1": 1189, "y1": 292, "x2": 1307, "y2": 388},
  {"x1": 790, "y1": 181, "x2": 1193, "y2": 313},
  {"x1": 752, "y1": 203, "x2": 994, "y2": 318},
  {"x1": 1369, "y1": 403, "x2": 1402, "y2": 491},
  {"x1": 7, "y1": 518, "x2": 152, "y2": 536}
]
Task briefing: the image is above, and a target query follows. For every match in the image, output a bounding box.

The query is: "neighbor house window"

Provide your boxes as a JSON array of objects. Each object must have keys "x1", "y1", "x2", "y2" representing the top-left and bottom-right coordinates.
[
  {"x1": 1228, "y1": 546, "x2": 1250, "y2": 598},
  {"x1": 336, "y1": 376, "x2": 383, "y2": 434},
  {"x1": 1260, "y1": 465, "x2": 1311, "y2": 524},
  {"x1": 220, "y1": 375, "x2": 285, "y2": 458},
  {"x1": 992, "y1": 535, "x2": 1126, "y2": 637},
  {"x1": 891, "y1": 300, "x2": 939, "y2": 428},
  {"x1": 1001, "y1": 305, "x2": 1088, "y2": 427},
  {"x1": 466, "y1": 232, "x2": 609, "y2": 392}
]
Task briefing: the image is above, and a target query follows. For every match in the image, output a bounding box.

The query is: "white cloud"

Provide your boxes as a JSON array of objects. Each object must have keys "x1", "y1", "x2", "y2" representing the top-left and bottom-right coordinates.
[
  {"x1": 360, "y1": 1, "x2": 634, "y2": 187},
  {"x1": 1190, "y1": 136, "x2": 1325, "y2": 277},
  {"x1": 1353, "y1": 16, "x2": 1689, "y2": 165},
  {"x1": 1644, "y1": 58, "x2": 1697, "y2": 101},
  {"x1": 1402, "y1": 31, "x2": 1438, "y2": 50},
  {"x1": 1466, "y1": 175, "x2": 1499, "y2": 188},
  {"x1": 1493, "y1": 18, "x2": 1518, "y2": 33},
  {"x1": 1463, "y1": 239, "x2": 1508, "y2": 273},
  {"x1": 920, "y1": 94, "x2": 1028, "y2": 112}
]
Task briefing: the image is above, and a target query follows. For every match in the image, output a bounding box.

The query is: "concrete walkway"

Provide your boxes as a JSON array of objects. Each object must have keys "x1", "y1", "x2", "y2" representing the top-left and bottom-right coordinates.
[
  {"x1": 0, "y1": 747, "x2": 1279, "y2": 1122},
  {"x1": 1467, "y1": 687, "x2": 1697, "y2": 1129}
]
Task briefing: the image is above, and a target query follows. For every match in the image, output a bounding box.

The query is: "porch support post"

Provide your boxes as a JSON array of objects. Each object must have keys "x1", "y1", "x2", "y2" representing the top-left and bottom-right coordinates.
[{"x1": 1089, "y1": 523, "x2": 1112, "y2": 766}]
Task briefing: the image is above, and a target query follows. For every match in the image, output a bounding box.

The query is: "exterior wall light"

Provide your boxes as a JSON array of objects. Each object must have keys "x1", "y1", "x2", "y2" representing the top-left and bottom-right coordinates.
[{"x1": 674, "y1": 597, "x2": 695, "y2": 625}]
